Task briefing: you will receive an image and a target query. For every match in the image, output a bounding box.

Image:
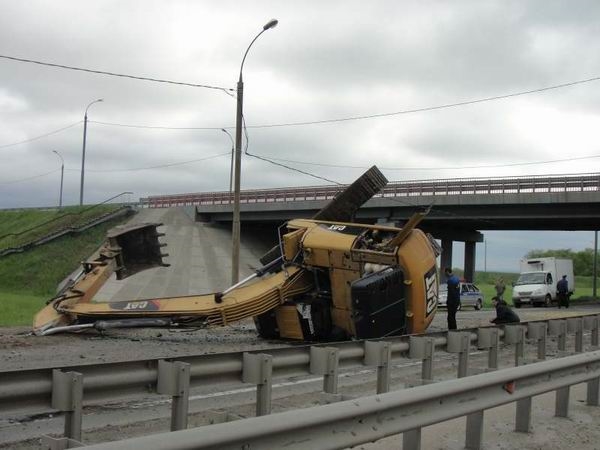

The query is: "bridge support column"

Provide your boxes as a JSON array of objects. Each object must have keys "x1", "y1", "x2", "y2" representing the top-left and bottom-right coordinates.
[
  {"x1": 441, "y1": 239, "x2": 453, "y2": 271},
  {"x1": 464, "y1": 241, "x2": 476, "y2": 282}
]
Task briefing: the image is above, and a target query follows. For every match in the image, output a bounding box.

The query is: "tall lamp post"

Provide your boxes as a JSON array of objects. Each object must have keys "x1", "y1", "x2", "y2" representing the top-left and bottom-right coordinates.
[
  {"x1": 79, "y1": 98, "x2": 103, "y2": 206},
  {"x1": 221, "y1": 128, "x2": 235, "y2": 195},
  {"x1": 231, "y1": 19, "x2": 278, "y2": 284},
  {"x1": 52, "y1": 150, "x2": 64, "y2": 209}
]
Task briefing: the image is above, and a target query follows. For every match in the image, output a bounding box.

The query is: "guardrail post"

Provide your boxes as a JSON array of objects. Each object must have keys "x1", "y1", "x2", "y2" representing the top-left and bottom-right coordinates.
[
  {"x1": 447, "y1": 332, "x2": 480, "y2": 449},
  {"x1": 40, "y1": 436, "x2": 84, "y2": 450},
  {"x1": 403, "y1": 428, "x2": 421, "y2": 450},
  {"x1": 555, "y1": 386, "x2": 570, "y2": 418},
  {"x1": 527, "y1": 322, "x2": 547, "y2": 360},
  {"x1": 446, "y1": 331, "x2": 471, "y2": 378},
  {"x1": 364, "y1": 341, "x2": 392, "y2": 394},
  {"x1": 310, "y1": 346, "x2": 339, "y2": 394},
  {"x1": 409, "y1": 336, "x2": 435, "y2": 381},
  {"x1": 504, "y1": 325, "x2": 526, "y2": 366},
  {"x1": 477, "y1": 328, "x2": 499, "y2": 369},
  {"x1": 587, "y1": 377, "x2": 600, "y2": 406},
  {"x1": 242, "y1": 353, "x2": 273, "y2": 416},
  {"x1": 584, "y1": 315, "x2": 599, "y2": 348},
  {"x1": 51, "y1": 369, "x2": 83, "y2": 442},
  {"x1": 549, "y1": 319, "x2": 567, "y2": 352},
  {"x1": 405, "y1": 337, "x2": 435, "y2": 450},
  {"x1": 515, "y1": 397, "x2": 532, "y2": 433},
  {"x1": 465, "y1": 410, "x2": 484, "y2": 450},
  {"x1": 157, "y1": 360, "x2": 191, "y2": 431},
  {"x1": 567, "y1": 317, "x2": 584, "y2": 352},
  {"x1": 513, "y1": 324, "x2": 544, "y2": 433}
]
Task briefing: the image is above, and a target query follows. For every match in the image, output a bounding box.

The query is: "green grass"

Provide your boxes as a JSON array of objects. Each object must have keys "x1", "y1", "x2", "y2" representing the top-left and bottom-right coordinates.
[
  {"x1": 0, "y1": 214, "x2": 132, "y2": 327},
  {"x1": 0, "y1": 292, "x2": 46, "y2": 326},
  {"x1": 473, "y1": 277, "x2": 597, "y2": 309},
  {"x1": 0, "y1": 217, "x2": 127, "y2": 295},
  {"x1": 0, "y1": 205, "x2": 123, "y2": 251}
]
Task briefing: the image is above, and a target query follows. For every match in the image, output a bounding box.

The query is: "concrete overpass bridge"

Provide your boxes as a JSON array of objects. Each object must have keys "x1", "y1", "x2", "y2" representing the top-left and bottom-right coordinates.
[{"x1": 140, "y1": 172, "x2": 600, "y2": 281}]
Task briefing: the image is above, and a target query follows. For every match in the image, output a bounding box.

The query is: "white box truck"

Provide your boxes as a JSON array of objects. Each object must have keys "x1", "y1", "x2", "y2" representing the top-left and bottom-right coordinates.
[{"x1": 512, "y1": 257, "x2": 574, "y2": 308}]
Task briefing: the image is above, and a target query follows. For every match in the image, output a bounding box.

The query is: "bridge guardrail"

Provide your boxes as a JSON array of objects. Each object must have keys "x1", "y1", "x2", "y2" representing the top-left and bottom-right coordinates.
[{"x1": 139, "y1": 172, "x2": 600, "y2": 208}]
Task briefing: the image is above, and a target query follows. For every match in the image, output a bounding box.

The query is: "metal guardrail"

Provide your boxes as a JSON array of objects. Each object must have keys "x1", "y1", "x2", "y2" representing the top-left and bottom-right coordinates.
[
  {"x1": 0, "y1": 192, "x2": 135, "y2": 255},
  {"x1": 0, "y1": 206, "x2": 133, "y2": 257},
  {"x1": 2, "y1": 314, "x2": 599, "y2": 449},
  {"x1": 139, "y1": 172, "x2": 600, "y2": 208},
  {"x1": 72, "y1": 350, "x2": 600, "y2": 450}
]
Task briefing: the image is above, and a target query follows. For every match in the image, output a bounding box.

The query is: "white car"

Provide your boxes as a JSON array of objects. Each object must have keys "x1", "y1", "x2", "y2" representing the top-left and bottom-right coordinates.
[{"x1": 438, "y1": 282, "x2": 484, "y2": 310}]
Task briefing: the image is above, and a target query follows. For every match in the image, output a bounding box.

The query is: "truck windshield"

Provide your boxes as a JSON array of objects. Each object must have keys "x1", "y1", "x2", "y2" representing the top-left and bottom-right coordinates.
[{"x1": 515, "y1": 272, "x2": 546, "y2": 285}]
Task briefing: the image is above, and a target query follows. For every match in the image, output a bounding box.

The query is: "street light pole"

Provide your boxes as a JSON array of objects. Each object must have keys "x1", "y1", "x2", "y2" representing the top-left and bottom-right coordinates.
[
  {"x1": 79, "y1": 98, "x2": 103, "y2": 206},
  {"x1": 52, "y1": 150, "x2": 64, "y2": 209},
  {"x1": 231, "y1": 19, "x2": 278, "y2": 284},
  {"x1": 594, "y1": 230, "x2": 598, "y2": 299},
  {"x1": 221, "y1": 128, "x2": 235, "y2": 196}
]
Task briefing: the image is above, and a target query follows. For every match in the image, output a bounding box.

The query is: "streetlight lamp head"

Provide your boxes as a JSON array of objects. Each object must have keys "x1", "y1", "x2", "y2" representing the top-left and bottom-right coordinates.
[{"x1": 263, "y1": 19, "x2": 278, "y2": 30}]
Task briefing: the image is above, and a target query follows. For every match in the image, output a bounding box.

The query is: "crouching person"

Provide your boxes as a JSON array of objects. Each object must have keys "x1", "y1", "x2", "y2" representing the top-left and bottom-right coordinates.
[{"x1": 490, "y1": 296, "x2": 520, "y2": 324}]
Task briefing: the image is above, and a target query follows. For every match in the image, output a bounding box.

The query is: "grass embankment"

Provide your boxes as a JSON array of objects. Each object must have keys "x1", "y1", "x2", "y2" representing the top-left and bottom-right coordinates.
[
  {"x1": 0, "y1": 211, "x2": 130, "y2": 326},
  {"x1": 0, "y1": 205, "x2": 122, "y2": 251}
]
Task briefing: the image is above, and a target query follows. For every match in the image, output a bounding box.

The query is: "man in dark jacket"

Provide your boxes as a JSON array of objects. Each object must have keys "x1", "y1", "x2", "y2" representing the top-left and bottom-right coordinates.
[
  {"x1": 557, "y1": 275, "x2": 569, "y2": 309},
  {"x1": 490, "y1": 297, "x2": 520, "y2": 324},
  {"x1": 444, "y1": 267, "x2": 461, "y2": 330}
]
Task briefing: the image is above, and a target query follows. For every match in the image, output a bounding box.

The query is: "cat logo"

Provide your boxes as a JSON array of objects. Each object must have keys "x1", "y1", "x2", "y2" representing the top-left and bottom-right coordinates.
[{"x1": 424, "y1": 267, "x2": 438, "y2": 316}]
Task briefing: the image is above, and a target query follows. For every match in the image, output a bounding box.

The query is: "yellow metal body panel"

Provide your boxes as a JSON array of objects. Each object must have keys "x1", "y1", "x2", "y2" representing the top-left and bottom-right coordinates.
[
  {"x1": 396, "y1": 229, "x2": 438, "y2": 334},
  {"x1": 328, "y1": 268, "x2": 359, "y2": 336},
  {"x1": 275, "y1": 305, "x2": 304, "y2": 340},
  {"x1": 282, "y1": 228, "x2": 304, "y2": 261},
  {"x1": 330, "y1": 307, "x2": 355, "y2": 337},
  {"x1": 73, "y1": 264, "x2": 115, "y2": 303},
  {"x1": 300, "y1": 223, "x2": 358, "y2": 269}
]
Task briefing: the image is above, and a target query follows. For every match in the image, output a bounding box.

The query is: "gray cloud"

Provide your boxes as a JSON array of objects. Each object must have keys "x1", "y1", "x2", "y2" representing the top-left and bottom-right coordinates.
[{"x1": 1, "y1": 1, "x2": 599, "y2": 270}]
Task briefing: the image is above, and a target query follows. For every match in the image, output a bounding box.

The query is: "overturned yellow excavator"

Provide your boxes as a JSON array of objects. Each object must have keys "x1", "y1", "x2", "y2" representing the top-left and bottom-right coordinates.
[{"x1": 34, "y1": 167, "x2": 441, "y2": 340}]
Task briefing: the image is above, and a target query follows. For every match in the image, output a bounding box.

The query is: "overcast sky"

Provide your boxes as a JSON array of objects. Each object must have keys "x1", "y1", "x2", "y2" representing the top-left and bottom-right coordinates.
[{"x1": 1, "y1": 1, "x2": 599, "y2": 272}]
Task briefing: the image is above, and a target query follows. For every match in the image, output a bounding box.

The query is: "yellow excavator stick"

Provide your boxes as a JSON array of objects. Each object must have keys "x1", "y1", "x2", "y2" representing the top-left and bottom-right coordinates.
[{"x1": 54, "y1": 266, "x2": 313, "y2": 327}]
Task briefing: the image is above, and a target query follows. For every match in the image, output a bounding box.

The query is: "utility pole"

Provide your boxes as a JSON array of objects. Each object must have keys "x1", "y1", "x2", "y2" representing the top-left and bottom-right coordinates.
[{"x1": 231, "y1": 19, "x2": 278, "y2": 284}]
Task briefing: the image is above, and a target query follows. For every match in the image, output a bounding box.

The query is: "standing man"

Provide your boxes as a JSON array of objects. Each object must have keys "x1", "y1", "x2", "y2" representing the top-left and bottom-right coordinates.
[
  {"x1": 444, "y1": 267, "x2": 460, "y2": 330},
  {"x1": 494, "y1": 277, "x2": 506, "y2": 301},
  {"x1": 557, "y1": 275, "x2": 569, "y2": 309}
]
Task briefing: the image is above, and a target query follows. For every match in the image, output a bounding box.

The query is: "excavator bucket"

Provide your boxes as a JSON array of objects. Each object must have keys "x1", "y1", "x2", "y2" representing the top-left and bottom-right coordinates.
[
  {"x1": 33, "y1": 222, "x2": 169, "y2": 335},
  {"x1": 106, "y1": 222, "x2": 169, "y2": 280}
]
